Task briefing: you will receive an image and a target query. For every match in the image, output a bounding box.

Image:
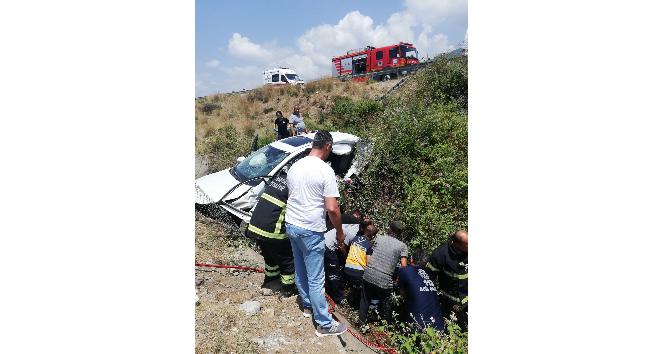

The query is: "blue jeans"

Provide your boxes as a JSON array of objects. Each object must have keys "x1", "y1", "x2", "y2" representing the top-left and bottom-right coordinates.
[{"x1": 285, "y1": 222, "x2": 333, "y2": 328}]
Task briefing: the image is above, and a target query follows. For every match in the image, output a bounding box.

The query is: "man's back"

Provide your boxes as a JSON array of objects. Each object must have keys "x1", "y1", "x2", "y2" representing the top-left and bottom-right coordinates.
[
  {"x1": 363, "y1": 235, "x2": 408, "y2": 289},
  {"x1": 398, "y1": 266, "x2": 444, "y2": 330},
  {"x1": 285, "y1": 156, "x2": 339, "y2": 232}
]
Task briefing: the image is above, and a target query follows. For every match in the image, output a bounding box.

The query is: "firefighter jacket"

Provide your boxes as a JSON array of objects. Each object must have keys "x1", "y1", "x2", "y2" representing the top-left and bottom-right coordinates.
[
  {"x1": 246, "y1": 173, "x2": 289, "y2": 240},
  {"x1": 427, "y1": 242, "x2": 468, "y2": 305}
]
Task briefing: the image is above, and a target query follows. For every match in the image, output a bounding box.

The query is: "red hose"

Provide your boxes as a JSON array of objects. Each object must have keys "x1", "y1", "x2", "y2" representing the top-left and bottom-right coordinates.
[
  {"x1": 196, "y1": 262, "x2": 397, "y2": 353},
  {"x1": 195, "y1": 262, "x2": 264, "y2": 273}
]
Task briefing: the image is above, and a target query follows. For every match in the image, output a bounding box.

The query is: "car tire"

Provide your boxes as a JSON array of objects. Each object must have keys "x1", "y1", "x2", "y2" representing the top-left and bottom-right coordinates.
[{"x1": 382, "y1": 74, "x2": 391, "y2": 81}]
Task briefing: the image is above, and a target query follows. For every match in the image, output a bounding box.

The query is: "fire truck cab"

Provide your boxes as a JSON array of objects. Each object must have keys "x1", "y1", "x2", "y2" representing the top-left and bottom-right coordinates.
[
  {"x1": 263, "y1": 67, "x2": 305, "y2": 86},
  {"x1": 331, "y1": 42, "x2": 420, "y2": 81}
]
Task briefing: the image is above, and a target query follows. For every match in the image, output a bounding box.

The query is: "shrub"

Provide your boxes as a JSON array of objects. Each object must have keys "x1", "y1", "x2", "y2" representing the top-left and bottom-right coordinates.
[
  {"x1": 383, "y1": 320, "x2": 468, "y2": 354},
  {"x1": 349, "y1": 102, "x2": 467, "y2": 252},
  {"x1": 247, "y1": 86, "x2": 272, "y2": 103},
  {"x1": 329, "y1": 96, "x2": 384, "y2": 129},
  {"x1": 201, "y1": 103, "x2": 221, "y2": 114},
  {"x1": 410, "y1": 56, "x2": 468, "y2": 109},
  {"x1": 262, "y1": 107, "x2": 274, "y2": 114},
  {"x1": 199, "y1": 125, "x2": 251, "y2": 172}
]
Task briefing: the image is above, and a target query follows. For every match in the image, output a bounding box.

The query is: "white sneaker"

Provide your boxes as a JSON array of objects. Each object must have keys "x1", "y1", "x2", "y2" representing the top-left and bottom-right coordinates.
[
  {"x1": 315, "y1": 321, "x2": 348, "y2": 337},
  {"x1": 302, "y1": 307, "x2": 313, "y2": 318}
]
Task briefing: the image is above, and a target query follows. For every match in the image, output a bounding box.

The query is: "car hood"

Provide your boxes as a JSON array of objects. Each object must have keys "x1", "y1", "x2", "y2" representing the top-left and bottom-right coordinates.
[{"x1": 195, "y1": 168, "x2": 247, "y2": 204}]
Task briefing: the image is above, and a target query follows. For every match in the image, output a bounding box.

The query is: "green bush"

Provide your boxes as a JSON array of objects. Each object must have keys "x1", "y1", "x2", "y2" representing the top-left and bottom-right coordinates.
[
  {"x1": 199, "y1": 125, "x2": 251, "y2": 172},
  {"x1": 343, "y1": 55, "x2": 468, "y2": 253},
  {"x1": 383, "y1": 320, "x2": 468, "y2": 354},
  {"x1": 410, "y1": 56, "x2": 468, "y2": 109},
  {"x1": 329, "y1": 96, "x2": 384, "y2": 130}
]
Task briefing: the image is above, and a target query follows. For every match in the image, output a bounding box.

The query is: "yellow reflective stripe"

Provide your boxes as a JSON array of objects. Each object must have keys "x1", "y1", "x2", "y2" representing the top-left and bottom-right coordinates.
[
  {"x1": 265, "y1": 269, "x2": 280, "y2": 277},
  {"x1": 443, "y1": 269, "x2": 468, "y2": 280},
  {"x1": 442, "y1": 291, "x2": 468, "y2": 304},
  {"x1": 261, "y1": 193, "x2": 286, "y2": 208},
  {"x1": 280, "y1": 273, "x2": 295, "y2": 284},
  {"x1": 274, "y1": 207, "x2": 286, "y2": 234},
  {"x1": 427, "y1": 262, "x2": 440, "y2": 272},
  {"x1": 248, "y1": 224, "x2": 287, "y2": 240},
  {"x1": 264, "y1": 264, "x2": 279, "y2": 271}
]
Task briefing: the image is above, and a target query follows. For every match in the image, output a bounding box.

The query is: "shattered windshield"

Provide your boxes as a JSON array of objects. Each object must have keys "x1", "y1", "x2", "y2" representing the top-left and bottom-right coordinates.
[
  {"x1": 401, "y1": 45, "x2": 418, "y2": 59},
  {"x1": 233, "y1": 145, "x2": 289, "y2": 182},
  {"x1": 285, "y1": 74, "x2": 300, "y2": 81}
]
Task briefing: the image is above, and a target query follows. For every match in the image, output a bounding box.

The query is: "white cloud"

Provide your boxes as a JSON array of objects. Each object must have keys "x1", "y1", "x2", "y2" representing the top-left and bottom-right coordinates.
[
  {"x1": 227, "y1": 33, "x2": 273, "y2": 61},
  {"x1": 205, "y1": 59, "x2": 220, "y2": 68},
  {"x1": 416, "y1": 26, "x2": 453, "y2": 59},
  {"x1": 199, "y1": 2, "x2": 466, "y2": 94},
  {"x1": 404, "y1": 0, "x2": 467, "y2": 26}
]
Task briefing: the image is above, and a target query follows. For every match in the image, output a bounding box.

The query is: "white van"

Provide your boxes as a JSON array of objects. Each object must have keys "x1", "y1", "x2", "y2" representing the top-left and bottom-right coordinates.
[{"x1": 263, "y1": 67, "x2": 305, "y2": 85}]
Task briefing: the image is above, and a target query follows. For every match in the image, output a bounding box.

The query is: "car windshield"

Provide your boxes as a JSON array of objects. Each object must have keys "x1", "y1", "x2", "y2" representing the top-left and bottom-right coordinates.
[
  {"x1": 232, "y1": 145, "x2": 289, "y2": 182},
  {"x1": 401, "y1": 45, "x2": 418, "y2": 59},
  {"x1": 285, "y1": 74, "x2": 299, "y2": 81}
]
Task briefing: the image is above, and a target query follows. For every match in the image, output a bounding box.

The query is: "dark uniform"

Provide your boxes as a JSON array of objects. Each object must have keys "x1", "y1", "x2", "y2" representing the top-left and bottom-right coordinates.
[
  {"x1": 428, "y1": 242, "x2": 468, "y2": 330},
  {"x1": 245, "y1": 173, "x2": 295, "y2": 292}
]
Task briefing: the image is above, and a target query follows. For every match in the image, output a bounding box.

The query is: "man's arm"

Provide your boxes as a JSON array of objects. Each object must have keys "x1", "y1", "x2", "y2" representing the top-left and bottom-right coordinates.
[{"x1": 325, "y1": 196, "x2": 344, "y2": 245}]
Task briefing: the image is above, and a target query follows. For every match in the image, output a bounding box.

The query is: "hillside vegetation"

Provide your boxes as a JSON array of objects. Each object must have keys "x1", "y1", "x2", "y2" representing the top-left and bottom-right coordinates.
[
  {"x1": 195, "y1": 55, "x2": 468, "y2": 353},
  {"x1": 196, "y1": 55, "x2": 467, "y2": 254}
]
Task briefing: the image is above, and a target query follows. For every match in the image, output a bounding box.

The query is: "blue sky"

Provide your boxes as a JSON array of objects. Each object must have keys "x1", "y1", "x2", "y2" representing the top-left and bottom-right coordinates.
[{"x1": 196, "y1": 0, "x2": 467, "y2": 96}]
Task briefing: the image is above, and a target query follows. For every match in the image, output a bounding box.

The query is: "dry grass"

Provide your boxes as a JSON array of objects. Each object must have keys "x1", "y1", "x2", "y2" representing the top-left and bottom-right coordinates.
[{"x1": 195, "y1": 78, "x2": 399, "y2": 156}]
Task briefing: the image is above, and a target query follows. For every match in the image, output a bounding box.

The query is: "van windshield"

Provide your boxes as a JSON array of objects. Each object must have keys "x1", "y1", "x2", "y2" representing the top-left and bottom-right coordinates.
[
  {"x1": 285, "y1": 74, "x2": 300, "y2": 81},
  {"x1": 232, "y1": 145, "x2": 289, "y2": 182}
]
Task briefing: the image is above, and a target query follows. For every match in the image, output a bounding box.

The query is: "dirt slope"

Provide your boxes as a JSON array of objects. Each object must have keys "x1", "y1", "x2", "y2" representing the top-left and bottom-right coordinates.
[{"x1": 195, "y1": 218, "x2": 376, "y2": 354}]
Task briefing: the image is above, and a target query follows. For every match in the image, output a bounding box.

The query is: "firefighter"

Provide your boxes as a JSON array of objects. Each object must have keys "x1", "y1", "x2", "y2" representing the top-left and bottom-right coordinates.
[
  {"x1": 427, "y1": 229, "x2": 468, "y2": 331},
  {"x1": 245, "y1": 172, "x2": 296, "y2": 297}
]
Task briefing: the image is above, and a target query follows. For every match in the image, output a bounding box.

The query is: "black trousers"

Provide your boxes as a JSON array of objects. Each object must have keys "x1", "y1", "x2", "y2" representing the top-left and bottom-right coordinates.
[
  {"x1": 255, "y1": 237, "x2": 295, "y2": 286},
  {"x1": 324, "y1": 246, "x2": 345, "y2": 303},
  {"x1": 441, "y1": 297, "x2": 468, "y2": 332},
  {"x1": 359, "y1": 280, "x2": 393, "y2": 326}
]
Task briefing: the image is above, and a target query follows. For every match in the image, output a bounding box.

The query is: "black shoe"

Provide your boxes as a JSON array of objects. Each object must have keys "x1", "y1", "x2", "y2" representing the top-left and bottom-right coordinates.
[
  {"x1": 279, "y1": 285, "x2": 297, "y2": 298},
  {"x1": 261, "y1": 278, "x2": 282, "y2": 291}
]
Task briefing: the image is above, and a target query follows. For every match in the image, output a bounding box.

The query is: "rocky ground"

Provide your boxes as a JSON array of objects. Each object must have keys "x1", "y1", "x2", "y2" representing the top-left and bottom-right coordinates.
[{"x1": 195, "y1": 217, "x2": 376, "y2": 354}]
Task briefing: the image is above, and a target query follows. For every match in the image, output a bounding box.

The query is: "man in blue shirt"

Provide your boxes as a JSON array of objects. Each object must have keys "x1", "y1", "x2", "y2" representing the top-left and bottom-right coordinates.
[{"x1": 398, "y1": 248, "x2": 445, "y2": 331}]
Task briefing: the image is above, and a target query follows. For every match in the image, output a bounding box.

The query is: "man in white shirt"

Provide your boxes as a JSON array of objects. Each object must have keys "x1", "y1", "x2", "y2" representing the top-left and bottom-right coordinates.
[
  {"x1": 289, "y1": 106, "x2": 306, "y2": 135},
  {"x1": 285, "y1": 130, "x2": 348, "y2": 337}
]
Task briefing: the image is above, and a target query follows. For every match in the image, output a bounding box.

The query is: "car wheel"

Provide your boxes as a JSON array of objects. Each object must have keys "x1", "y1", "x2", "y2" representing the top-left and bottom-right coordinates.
[{"x1": 382, "y1": 74, "x2": 391, "y2": 81}]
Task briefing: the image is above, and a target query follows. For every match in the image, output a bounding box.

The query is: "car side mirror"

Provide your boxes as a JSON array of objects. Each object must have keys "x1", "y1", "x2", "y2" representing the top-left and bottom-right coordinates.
[{"x1": 236, "y1": 156, "x2": 245, "y2": 162}]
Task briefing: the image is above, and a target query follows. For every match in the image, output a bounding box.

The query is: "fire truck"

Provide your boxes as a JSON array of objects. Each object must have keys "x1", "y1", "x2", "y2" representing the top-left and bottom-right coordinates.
[{"x1": 331, "y1": 42, "x2": 424, "y2": 81}]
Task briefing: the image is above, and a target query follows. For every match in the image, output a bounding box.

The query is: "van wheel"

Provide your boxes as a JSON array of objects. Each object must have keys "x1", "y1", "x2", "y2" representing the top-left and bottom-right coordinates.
[{"x1": 382, "y1": 74, "x2": 391, "y2": 81}]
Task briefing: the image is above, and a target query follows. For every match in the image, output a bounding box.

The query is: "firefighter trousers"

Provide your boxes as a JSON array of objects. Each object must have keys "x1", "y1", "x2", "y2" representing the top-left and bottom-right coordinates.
[
  {"x1": 256, "y1": 237, "x2": 295, "y2": 286},
  {"x1": 324, "y1": 246, "x2": 346, "y2": 303}
]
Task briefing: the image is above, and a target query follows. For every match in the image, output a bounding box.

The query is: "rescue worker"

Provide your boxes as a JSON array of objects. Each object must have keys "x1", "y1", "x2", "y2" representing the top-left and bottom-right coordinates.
[
  {"x1": 398, "y1": 248, "x2": 445, "y2": 331},
  {"x1": 358, "y1": 220, "x2": 409, "y2": 327},
  {"x1": 322, "y1": 210, "x2": 363, "y2": 304},
  {"x1": 245, "y1": 172, "x2": 296, "y2": 297},
  {"x1": 427, "y1": 229, "x2": 468, "y2": 331},
  {"x1": 344, "y1": 222, "x2": 378, "y2": 306}
]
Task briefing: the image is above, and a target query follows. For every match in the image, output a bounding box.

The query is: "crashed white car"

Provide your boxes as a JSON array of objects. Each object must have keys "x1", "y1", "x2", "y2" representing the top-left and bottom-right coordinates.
[{"x1": 195, "y1": 131, "x2": 370, "y2": 224}]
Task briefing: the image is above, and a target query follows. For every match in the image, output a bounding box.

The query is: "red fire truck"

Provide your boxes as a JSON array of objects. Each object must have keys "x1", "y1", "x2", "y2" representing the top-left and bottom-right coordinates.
[{"x1": 331, "y1": 42, "x2": 423, "y2": 81}]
